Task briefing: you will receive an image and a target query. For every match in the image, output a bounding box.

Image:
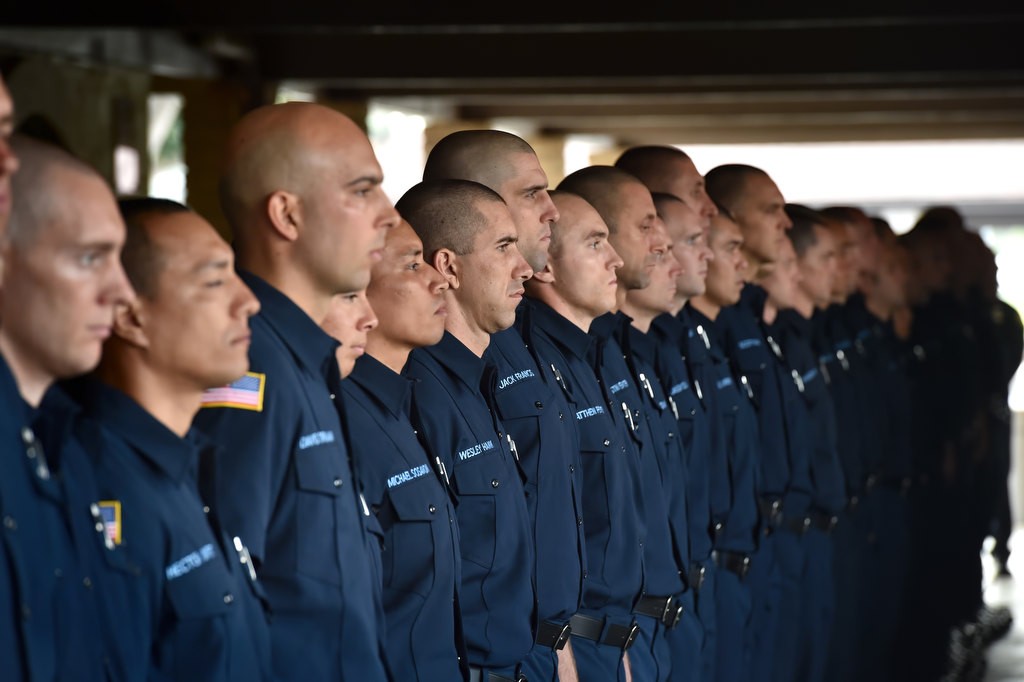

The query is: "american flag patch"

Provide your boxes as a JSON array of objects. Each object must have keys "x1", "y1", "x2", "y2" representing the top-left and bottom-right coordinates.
[
  {"x1": 98, "y1": 500, "x2": 122, "y2": 546},
  {"x1": 201, "y1": 372, "x2": 266, "y2": 412}
]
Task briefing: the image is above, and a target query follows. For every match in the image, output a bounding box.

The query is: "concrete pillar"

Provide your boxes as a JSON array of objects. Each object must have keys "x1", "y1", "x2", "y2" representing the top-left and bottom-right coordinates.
[
  {"x1": 167, "y1": 77, "x2": 252, "y2": 240},
  {"x1": 7, "y1": 56, "x2": 149, "y2": 190}
]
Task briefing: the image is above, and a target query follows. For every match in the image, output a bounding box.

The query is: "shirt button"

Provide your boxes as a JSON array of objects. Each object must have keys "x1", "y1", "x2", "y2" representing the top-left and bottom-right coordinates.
[
  {"x1": 569, "y1": 464, "x2": 575, "y2": 474},
  {"x1": 428, "y1": 504, "x2": 437, "y2": 514},
  {"x1": 21, "y1": 603, "x2": 30, "y2": 620},
  {"x1": 577, "y1": 517, "x2": 583, "y2": 526},
  {"x1": 4, "y1": 516, "x2": 16, "y2": 530},
  {"x1": 603, "y1": 439, "x2": 611, "y2": 447},
  {"x1": 333, "y1": 478, "x2": 343, "y2": 488},
  {"x1": 223, "y1": 593, "x2": 234, "y2": 604},
  {"x1": 329, "y1": 393, "x2": 336, "y2": 400},
  {"x1": 491, "y1": 479, "x2": 500, "y2": 488},
  {"x1": 559, "y1": 412, "x2": 564, "y2": 420},
  {"x1": 83, "y1": 577, "x2": 93, "y2": 589},
  {"x1": 534, "y1": 401, "x2": 543, "y2": 409}
]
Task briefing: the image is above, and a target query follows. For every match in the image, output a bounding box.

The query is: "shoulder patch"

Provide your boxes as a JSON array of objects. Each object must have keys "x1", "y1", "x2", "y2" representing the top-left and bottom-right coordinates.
[
  {"x1": 98, "y1": 500, "x2": 122, "y2": 546},
  {"x1": 201, "y1": 372, "x2": 266, "y2": 412}
]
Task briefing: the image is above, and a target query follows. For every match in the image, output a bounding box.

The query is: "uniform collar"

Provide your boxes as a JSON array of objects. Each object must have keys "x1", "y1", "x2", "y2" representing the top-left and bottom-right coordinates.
[
  {"x1": 348, "y1": 354, "x2": 413, "y2": 421},
  {"x1": 0, "y1": 352, "x2": 32, "y2": 427},
  {"x1": 778, "y1": 309, "x2": 812, "y2": 338},
  {"x1": 739, "y1": 282, "x2": 768, "y2": 317},
  {"x1": 524, "y1": 298, "x2": 595, "y2": 363},
  {"x1": 421, "y1": 331, "x2": 486, "y2": 395},
  {"x1": 626, "y1": 324, "x2": 658, "y2": 366},
  {"x1": 239, "y1": 271, "x2": 340, "y2": 379},
  {"x1": 68, "y1": 377, "x2": 202, "y2": 483},
  {"x1": 589, "y1": 311, "x2": 632, "y2": 342},
  {"x1": 652, "y1": 313, "x2": 685, "y2": 347}
]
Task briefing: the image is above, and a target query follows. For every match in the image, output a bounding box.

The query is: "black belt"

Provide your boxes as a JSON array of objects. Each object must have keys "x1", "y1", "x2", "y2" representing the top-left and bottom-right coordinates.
[
  {"x1": 809, "y1": 509, "x2": 839, "y2": 533},
  {"x1": 468, "y1": 669, "x2": 526, "y2": 682},
  {"x1": 688, "y1": 562, "x2": 707, "y2": 591},
  {"x1": 569, "y1": 613, "x2": 639, "y2": 651},
  {"x1": 633, "y1": 594, "x2": 683, "y2": 628},
  {"x1": 713, "y1": 549, "x2": 751, "y2": 579},
  {"x1": 782, "y1": 514, "x2": 811, "y2": 536},
  {"x1": 535, "y1": 619, "x2": 572, "y2": 650}
]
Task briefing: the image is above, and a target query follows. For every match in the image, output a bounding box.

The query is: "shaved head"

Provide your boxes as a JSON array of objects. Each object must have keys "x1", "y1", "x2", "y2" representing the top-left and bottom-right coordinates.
[
  {"x1": 218, "y1": 102, "x2": 398, "y2": 304},
  {"x1": 7, "y1": 135, "x2": 105, "y2": 247},
  {"x1": 423, "y1": 129, "x2": 535, "y2": 189},
  {"x1": 610, "y1": 144, "x2": 692, "y2": 192},
  {"x1": 557, "y1": 165, "x2": 645, "y2": 234},
  {"x1": 396, "y1": 179, "x2": 506, "y2": 258}
]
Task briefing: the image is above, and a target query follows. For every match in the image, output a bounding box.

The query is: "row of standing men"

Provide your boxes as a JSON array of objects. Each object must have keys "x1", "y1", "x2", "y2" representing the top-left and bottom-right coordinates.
[{"x1": 1, "y1": 81, "x2": 1019, "y2": 682}]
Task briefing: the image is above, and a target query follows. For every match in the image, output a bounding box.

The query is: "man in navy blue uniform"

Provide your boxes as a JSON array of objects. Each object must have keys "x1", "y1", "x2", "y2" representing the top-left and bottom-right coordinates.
[
  {"x1": 779, "y1": 206, "x2": 846, "y2": 682},
  {"x1": 2, "y1": 134, "x2": 136, "y2": 681},
  {"x1": 192, "y1": 102, "x2": 398, "y2": 681},
  {"x1": 424, "y1": 131, "x2": 586, "y2": 682},
  {"x1": 686, "y1": 211, "x2": 760, "y2": 682},
  {"x1": 620, "y1": 197, "x2": 710, "y2": 682},
  {"x1": 58, "y1": 198, "x2": 275, "y2": 681},
  {"x1": 558, "y1": 166, "x2": 687, "y2": 682},
  {"x1": 524, "y1": 190, "x2": 644, "y2": 681},
  {"x1": 650, "y1": 194, "x2": 717, "y2": 682},
  {"x1": 758, "y1": 235, "x2": 820, "y2": 682},
  {"x1": 705, "y1": 164, "x2": 797, "y2": 677},
  {"x1": 327, "y1": 221, "x2": 467, "y2": 681},
  {"x1": 398, "y1": 180, "x2": 536, "y2": 682}
]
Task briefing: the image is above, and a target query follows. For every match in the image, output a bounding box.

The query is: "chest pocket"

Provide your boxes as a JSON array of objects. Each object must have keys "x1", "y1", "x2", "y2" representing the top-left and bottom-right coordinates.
[
  {"x1": 452, "y1": 454, "x2": 500, "y2": 570},
  {"x1": 293, "y1": 444, "x2": 344, "y2": 585},
  {"x1": 383, "y1": 479, "x2": 440, "y2": 598},
  {"x1": 163, "y1": 559, "x2": 233, "y2": 680}
]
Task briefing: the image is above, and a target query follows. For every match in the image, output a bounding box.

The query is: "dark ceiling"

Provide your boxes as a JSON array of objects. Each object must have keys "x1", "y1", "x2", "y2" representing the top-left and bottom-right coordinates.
[{"x1": 3, "y1": 2, "x2": 1024, "y2": 146}]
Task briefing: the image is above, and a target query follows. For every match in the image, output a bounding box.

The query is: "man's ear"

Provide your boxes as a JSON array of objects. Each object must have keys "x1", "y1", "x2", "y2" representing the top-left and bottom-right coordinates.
[
  {"x1": 111, "y1": 300, "x2": 150, "y2": 349},
  {"x1": 432, "y1": 248, "x2": 461, "y2": 290},
  {"x1": 266, "y1": 191, "x2": 302, "y2": 242},
  {"x1": 531, "y1": 260, "x2": 556, "y2": 284}
]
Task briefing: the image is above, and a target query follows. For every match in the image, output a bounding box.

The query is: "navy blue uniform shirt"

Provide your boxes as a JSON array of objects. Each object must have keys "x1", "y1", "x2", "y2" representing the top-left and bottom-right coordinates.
[
  {"x1": 589, "y1": 312, "x2": 684, "y2": 599},
  {"x1": 820, "y1": 303, "x2": 869, "y2": 499},
  {"x1": 717, "y1": 285, "x2": 792, "y2": 507},
  {"x1": 404, "y1": 331, "x2": 534, "y2": 669},
  {"x1": 343, "y1": 354, "x2": 466, "y2": 682},
  {"x1": 652, "y1": 313, "x2": 714, "y2": 564},
  {"x1": 520, "y1": 299, "x2": 645, "y2": 618},
  {"x1": 192, "y1": 272, "x2": 388, "y2": 682},
  {"x1": 3, "y1": 356, "x2": 114, "y2": 682},
  {"x1": 624, "y1": 323, "x2": 694, "y2": 582},
  {"x1": 685, "y1": 305, "x2": 760, "y2": 555},
  {"x1": 776, "y1": 311, "x2": 846, "y2": 517},
  {"x1": 60, "y1": 378, "x2": 275, "y2": 682},
  {"x1": 484, "y1": 327, "x2": 586, "y2": 624}
]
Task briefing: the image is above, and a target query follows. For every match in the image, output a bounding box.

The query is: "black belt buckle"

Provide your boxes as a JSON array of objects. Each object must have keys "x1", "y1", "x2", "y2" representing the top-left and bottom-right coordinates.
[
  {"x1": 786, "y1": 515, "x2": 811, "y2": 536},
  {"x1": 536, "y1": 619, "x2": 572, "y2": 651},
  {"x1": 665, "y1": 600, "x2": 683, "y2": 629},
  {"x1": 714, "y1": 550, "x2": 751, "y2": 580},
  {"x1": 619, "y1": 622, "x2": 640, "y2": 651},
  {"x1": 688, "y1": 564, "x2": 706, "y2": 591},
  {"x1": 601, "y1": 620, "x2": 640, "y2": 651}
]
